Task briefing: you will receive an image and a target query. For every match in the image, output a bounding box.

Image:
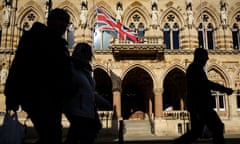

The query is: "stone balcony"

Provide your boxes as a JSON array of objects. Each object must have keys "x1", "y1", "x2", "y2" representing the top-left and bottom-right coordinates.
[{"x1": 110, "y1": 37, "x2": 164, "y2": 60}]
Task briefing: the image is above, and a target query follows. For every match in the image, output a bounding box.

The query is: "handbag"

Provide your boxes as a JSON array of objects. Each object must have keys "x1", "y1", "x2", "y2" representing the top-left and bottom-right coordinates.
[{"x1": 0, "y1": 112, "x2": 25, "y2": 144}]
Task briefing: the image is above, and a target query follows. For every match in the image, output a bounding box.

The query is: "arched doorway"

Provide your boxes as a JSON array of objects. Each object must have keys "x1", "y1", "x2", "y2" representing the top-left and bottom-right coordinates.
[
  {"x1": 163, "y1": 68, "x2": 187, "y2": 110},
  {"x1": 94, "y1": 68, "x2": 113, "y2": 110},
  {"x1": 122, "y1": 67, "x2": 154, "y2": 120}
]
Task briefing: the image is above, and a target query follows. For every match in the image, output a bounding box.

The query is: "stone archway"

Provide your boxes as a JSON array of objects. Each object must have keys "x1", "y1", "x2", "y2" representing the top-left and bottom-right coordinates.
[
  {"x1": 121, "y1": 67, "x2": 154, "y2": 120},
  {"x1": 94, "y1": 68, "x2": 113, "y2": 110},
  {"x1": 163, "y1": 68, "x2": 187, "y2": 110}
]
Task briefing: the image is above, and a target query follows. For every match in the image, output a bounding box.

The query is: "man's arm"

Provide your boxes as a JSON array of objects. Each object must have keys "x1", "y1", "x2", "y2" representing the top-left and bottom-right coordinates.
[{"x1": 208, "y1": 80, "x2": 233, "y2": 95}]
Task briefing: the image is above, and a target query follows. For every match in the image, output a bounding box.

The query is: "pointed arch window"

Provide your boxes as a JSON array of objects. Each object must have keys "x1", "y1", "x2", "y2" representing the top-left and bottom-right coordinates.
[
  {"x1": 163, "y1": 23, "x2": 170, "y2": 49},
  {"x1": 163, "y1": 23, "x2": 180, "y2": 49},
  {"x1": 173, "y1": 23, "x2": 179, "y2": 49},
  {"x1": 232, "y1": 23, "x2": 240, "y2": 49},
  {"x1": 67, "y1": 23, "x2": 74, "y2": 49},
  {"x1": 198, "y1": 23, "x2": 215, "y2": 49}
]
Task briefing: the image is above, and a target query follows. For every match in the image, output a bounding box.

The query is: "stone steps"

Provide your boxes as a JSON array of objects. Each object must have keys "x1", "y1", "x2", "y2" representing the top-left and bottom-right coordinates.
[{"x1": 123, "y1": 120, "x2": 153, "y2": 136}]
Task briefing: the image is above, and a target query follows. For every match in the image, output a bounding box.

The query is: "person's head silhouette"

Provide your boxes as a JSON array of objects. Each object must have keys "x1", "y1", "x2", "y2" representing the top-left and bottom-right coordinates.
[
  {"x1": 193, "y1": 48, "x2": 209, "y2": 67},
  {"x1": 47, "y1": 8, "x2": 70, "y2": 36},
  {"x1": 72, "y1": 43, "x2": 93, "y2": 62}
]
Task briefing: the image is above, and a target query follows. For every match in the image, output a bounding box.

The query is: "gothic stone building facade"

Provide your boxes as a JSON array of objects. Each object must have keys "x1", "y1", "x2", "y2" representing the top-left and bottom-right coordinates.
[{"x1": 0, "y1": 0, "x2": 240, "y2": 137}]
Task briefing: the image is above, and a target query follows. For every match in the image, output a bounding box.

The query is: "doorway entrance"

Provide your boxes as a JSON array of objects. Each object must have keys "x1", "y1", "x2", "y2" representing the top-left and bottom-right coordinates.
[
  {"x1": 163, "y1": 68, "x2": 187, "y2": 110},
  {"x1": 121, "y1": 67, "x2": 154, "y2": 120}
]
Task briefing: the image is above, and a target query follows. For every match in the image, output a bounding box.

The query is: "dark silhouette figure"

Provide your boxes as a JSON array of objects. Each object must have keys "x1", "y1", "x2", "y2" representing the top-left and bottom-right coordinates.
[
  {"x1": 64, "y1": 43, "x2": 110, "y2": 144},
  {"x1": 4, "y1": 8, "x2": 72, "y2": 144},
  {"x1": 173, "y1": 48, "x2": 233, "y2": 144}
]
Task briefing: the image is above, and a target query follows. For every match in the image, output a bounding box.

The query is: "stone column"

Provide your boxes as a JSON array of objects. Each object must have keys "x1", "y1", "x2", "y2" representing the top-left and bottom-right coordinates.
[
  {"x1": 149, "y1": 98, "x2": 153, "y2": 118},
  {"x1": 113, "y1": 90, "x2": 122, "y2": 119},
  {"x1": 154, "y1": 88, "x2": 163, "y2": 118}
]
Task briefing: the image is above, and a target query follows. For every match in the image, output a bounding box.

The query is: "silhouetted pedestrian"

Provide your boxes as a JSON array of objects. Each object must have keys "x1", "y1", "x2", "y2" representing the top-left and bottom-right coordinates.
[
  {"x1": 64, "y1": 43, "x2": 110, "y2": 144},
  {"x1": 173, "y1": 48, "x2": 233, "y2": 144},
  {"x1": 4, "y1": 8, "x2": 72, "y2": 144}
]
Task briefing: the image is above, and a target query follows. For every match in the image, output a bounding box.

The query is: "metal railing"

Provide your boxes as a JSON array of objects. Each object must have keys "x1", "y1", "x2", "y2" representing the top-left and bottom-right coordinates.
[{"x1": 162, "y1": 110, "x2": 190, "y2": 120}]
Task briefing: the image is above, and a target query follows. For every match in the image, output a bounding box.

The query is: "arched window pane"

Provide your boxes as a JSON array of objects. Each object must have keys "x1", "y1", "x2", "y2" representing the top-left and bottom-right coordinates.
[
  {"x1": 207, "y1": 23, "x2": 214, "y2": 49},
  {"x1": 211, "y1": 91, "x2": 217, "y2": 109},
  {"x1": 0, "y1": 27, "x2": 2, "y2": 46},
  {"x1": 198, "y1": 23, "x2": 204, "y2": 49},
  {"x1": 67, "y1": 23, "x2": 74, "y2": 49},
  {"x1": 163, "y1": 23, "x2": 170, "y2": 49},
  {"x1": 137, "y1": 23, "x2": 145, "y2": 38},
  {"x1": 102, "y1": 32, "x2": 110, "y2": 49},
  {"x1": 232, "y1": 24, "x2": 240, "y2": 49},
  {"x1": 173, "y1": 23, "x2": 179, "y2": 49},
  {"x1": 94, "y1": 29, "x2": 101, "y2": 49},
  {"x1": 93, "y1": 28, "x2": 111, "y2": 50},
  {"x1": 237, "y1": 90, "x2": 240, "y2": 109},
  {"x1": 219, "y1": 92, "x2": 225, "y2": 110},
  {"x1": 129, "y1": 23, "x2": 136, "y2": 32}
]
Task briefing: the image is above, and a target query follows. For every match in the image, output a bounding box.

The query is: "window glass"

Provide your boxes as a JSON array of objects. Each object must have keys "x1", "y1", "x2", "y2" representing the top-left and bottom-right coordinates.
[
  {"x1": 211, "y1": 91, "x2": 217, "y2": 110},
  {"x1": 198, "y1": 23, "x2": 204, "y2": 49},
  {"x1": 237, "y1": 91, "x2": 240, "y2": 110},
  {"x1": 0, "y1": 27, "x2": 2, "y2": 46},
  {"x1": 232, "y1": 24, "x2": 240, "y2": 49},
  {"x1": 218, "y1": 92, "x2": 225, "y2": 111},
  {"x1": 207, "y1": 23, "x2": 214, "y2": 49},
  {"x1": 173, "y1": 23, "x2": 179, "y2": 49},
  {"x1": 67, "y1": 23, "x2": 74, "y2": 49},
  {"x1": 93, "y1": 29, "x2": 111, "y2": 49},
  {"x1": 163, "y1": 23, "x2": 170, "y2": 49},
  {"x1": 138, "y1": 23, "x2": 145, "y2": 38}
]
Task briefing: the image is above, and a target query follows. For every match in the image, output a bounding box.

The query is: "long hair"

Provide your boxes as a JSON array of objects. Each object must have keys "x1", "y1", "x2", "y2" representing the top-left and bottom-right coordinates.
[{"x1": 71, "y1": 43, "x2": 93, "y2": 71}]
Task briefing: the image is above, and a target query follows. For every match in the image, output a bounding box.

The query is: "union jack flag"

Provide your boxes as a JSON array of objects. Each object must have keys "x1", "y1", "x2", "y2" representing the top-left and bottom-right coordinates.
[{"x1": 96, "y1": 6, "x2": 141, "y2": 43}]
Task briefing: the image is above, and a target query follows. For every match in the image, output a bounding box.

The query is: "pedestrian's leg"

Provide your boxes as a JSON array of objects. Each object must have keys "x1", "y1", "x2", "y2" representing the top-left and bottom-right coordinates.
[
  {"x1": 205, "y1": 110, "x2": 225, "y2": 144},
  {"x1": 29, "y1": 111, "x2": 62, "y2": 144},
  {"x1": 63, "y1": 114, "x2": 79, "y2": 144},
  {"x1": 79, "y1": 118, "x2": 96, "y2": 144},
  {"x1": 173, "y1": 112, "x2": 204, "y2": 144}
]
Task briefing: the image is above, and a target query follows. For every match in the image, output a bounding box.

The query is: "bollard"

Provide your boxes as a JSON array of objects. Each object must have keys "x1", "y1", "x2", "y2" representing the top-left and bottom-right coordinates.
[{"x1": 118, "y1": 120, "x2": 124, "y2": 144}]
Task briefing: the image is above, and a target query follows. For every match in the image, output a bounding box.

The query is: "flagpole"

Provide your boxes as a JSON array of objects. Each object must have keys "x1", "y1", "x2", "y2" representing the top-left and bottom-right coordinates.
[
  {"x1": 92, "y1": 0, "x2": 95, "y2": 78},
  {"x1": 200, "y1": 0, "x2": 207, "y2": 73},
  {"x1": 200, "y1": 0, "x2": 206, "y2": 49},
  {"x1": 92, "y1": 0, "x2": 95, "y2": 49}
]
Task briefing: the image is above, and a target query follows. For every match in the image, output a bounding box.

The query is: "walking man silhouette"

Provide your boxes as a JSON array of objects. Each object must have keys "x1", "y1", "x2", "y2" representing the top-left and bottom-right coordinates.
[
  {"x1": 173, "y1": 48, "x2": 233, "y2": 144},
  {"x1": 4, "y1": 8, "x2": 72, "y2": 144}
]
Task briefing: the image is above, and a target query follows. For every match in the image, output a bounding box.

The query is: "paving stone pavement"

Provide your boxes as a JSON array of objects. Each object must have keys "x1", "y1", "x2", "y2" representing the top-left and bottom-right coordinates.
[{"x1": 22, "y1": 126, "x2": 240, "y2": 144}]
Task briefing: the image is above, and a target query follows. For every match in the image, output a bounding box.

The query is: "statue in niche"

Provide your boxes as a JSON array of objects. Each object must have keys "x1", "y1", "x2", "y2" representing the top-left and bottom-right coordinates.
[
  {"x1": 116, "y1": 4, "x2": 122, "y2": 22},
  {"x1": 80, "y1": 4, "x2": 87, "y2": 28},
  {"x1": 151, "y1": 0, "x2": 157, "y2": 6},
  {"x1": 151, "y1": 5, "x2": 158, "y2": 26},
  {"x1": 45, "y1": 0, "x2": 52, "y2": 19},
  {"x1": 2, "y1": 0, "x2": 12, "y2": 25},
  {"x1": 3, "y1": 0, "x2": 12, "y2": 6},
  {"x1": 186, "y1": 0, "x2": 192, "y2": 10},
  {"x1": 0, "y1": 63, "x2": 8, "y2": 85},
  {"x1": 185, "y1": 0, "x2": 194, "y2": 28},
  {"x1": 186, "y1": 8, "x2": 194, "y2": 27},
  {"x1": 220, "y1": 0, "x2": 227, "y2": 25}
]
